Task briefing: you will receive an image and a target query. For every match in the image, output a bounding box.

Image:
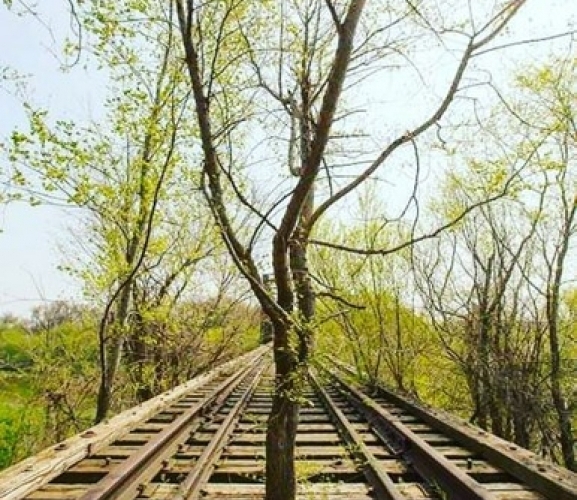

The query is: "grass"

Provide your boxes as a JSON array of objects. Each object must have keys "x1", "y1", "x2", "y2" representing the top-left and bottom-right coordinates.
[
  {"x1": 0, "y1": 371, "x2": 44, "y2": 470},
  {"x1": 0, "y1": 326, "x2": 45, "y2": 470},
  {"x1": 0, "y1": 372, "x2": 33, "y2": 402},
  {"x1": 0, "y1": 327, "x2": 37, "y2": 369}
]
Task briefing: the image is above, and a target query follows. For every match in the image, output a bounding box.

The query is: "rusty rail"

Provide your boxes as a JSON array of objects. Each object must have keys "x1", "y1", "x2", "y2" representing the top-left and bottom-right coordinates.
[
  {"x1": 319, "y1": 365, "x2": 495, "y2": 499},
  {"x1": 176, "y1": 359, "x2": 269, "y2": 498},
  {"x1": 309, "y1": 370, "x2": 407, "y2": 500},
  {"x1": 325, "y1": 355, "x2": 577, "y2": 500},
  {"x1": 78, "y1": 357, "x2": 264, "y2": 500}
]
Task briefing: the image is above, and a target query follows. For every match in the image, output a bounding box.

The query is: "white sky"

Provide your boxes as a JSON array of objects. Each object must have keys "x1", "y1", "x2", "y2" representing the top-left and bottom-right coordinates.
[{"x1": 0, "y1": 0, "x2": 575, "y2": 317}]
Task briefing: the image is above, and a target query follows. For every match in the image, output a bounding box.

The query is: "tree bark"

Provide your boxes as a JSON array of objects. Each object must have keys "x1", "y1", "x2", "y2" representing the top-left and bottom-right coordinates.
[
  {"x1": 265, "y1": 321, "x2": 300, "y2": 500},
  {"x1": 174, "y1": 3, "x2": 368, "y2": 498},
  {"x1": 548, "y1": 287, "x2": 575, "y2": 470},
  {"x1": 95, "y1": 282, "x2": 132, "y2": 423},
  {"x1": 547, "y1": 196, "x2": 576, "y2": 471}
]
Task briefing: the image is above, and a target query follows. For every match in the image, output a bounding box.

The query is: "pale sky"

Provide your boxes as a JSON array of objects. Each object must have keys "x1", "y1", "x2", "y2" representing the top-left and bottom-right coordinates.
[
  {"x1": 0, "y1": 0, "x2": 575, "y2": 317},
  {"x1": 0, "y1": 0, "x2": 108, "y2": 315}
]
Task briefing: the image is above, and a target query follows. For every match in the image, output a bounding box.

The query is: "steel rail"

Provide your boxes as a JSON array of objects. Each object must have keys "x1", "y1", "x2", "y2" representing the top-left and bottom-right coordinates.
[
  {"x1": 78, "y1": 352, "x2": 267, "y2": 500},
  {"x1": 308, "y1": 369, "x2": 408, "y2": 500},
  {"x1": 321, "y1": 365, "x2": 495, "y2": 500},
  {"x1": 372, "y1": 382, "x2": 577, "y2": 500},
  {"x1": 175, "y1": 360, "x2": 269, "y2": 499},
  {"x1": 327, "y1": 355, "x2": 577, "y2": 500}
]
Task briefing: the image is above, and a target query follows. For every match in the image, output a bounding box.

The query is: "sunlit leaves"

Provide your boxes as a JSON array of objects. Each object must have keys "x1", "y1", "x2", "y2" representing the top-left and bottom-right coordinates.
[{"x1": 1, "y1": 0, "x2": 220, "y2": 315}]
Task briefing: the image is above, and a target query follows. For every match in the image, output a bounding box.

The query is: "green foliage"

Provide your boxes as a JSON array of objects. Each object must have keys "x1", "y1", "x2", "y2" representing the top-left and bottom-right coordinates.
[
  {"x1": 0, "y1": 402, "x2": 41, "y2": 470},
  {"x1": 119, "y1": 295, "x2": 261, "y2": 403},
  {"x1": 310, "y1": 190, "x2": 448, "y2": 404},
  {"x1": 0, "y1": 326, "x2": 36, "y2": 369},
  {"x1": 0, "y1": 316, "x2": 99, "y2": 469},
  {"x1": 2, "y1": 0, "x2": 209, "y2": 298},
  {"x1": 31, "y1": 329, "x2": 98, "y2": 440},
  {"x1": 0, "y1": 294, "x2": 259, "y2": 471},
  {"x1": 0, "y1": 360, "x2": 41, "y2": 468},
  {"x1": 414, "y1": 56, "x2": 577, "y2": 464}
]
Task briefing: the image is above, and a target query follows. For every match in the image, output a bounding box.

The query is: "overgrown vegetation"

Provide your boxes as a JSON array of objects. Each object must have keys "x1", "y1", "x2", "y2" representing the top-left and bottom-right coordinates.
[{"x1": 0, "y1": 300, "x2": 259, "y2": 469}]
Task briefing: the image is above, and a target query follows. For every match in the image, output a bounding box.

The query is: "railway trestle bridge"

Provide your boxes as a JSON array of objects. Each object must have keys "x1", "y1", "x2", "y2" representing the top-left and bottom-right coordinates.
[{"x1": 0, "y1": 346, "x2": 575, "y2": 500}]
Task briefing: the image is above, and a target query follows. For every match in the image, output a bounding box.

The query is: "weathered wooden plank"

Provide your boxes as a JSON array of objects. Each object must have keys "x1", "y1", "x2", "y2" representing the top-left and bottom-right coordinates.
[
  {"x1": 447, "y1": 459, "x2": 501, "y2": 474},
  {"x1": 241, "y1": 407, "x2": 327, "y2": 414},
  {"x1": 414, "y1": 433, "x2": 456, "y2": 444},
  {"x1": 206, "y1": 459, "x2": 409, "y2": 476},
  {"x1": 485, "y1": 483, "x2": 544, "y2": 491},
  {"x1": 402, "y1": 423, "x2": 434, "y2": 433},
  {"x1": 188, "y1": 483, "x2": 431, "y2": 499},
  {"x1": 203, "y1": 422, "x2": 369, "y2": 433},
  {"x1": 134, "y1": 482, "x2": 377, "y2": 500},
  {"x1": 217, "y1": 445, "x2": 350, "y2": 459},
  {"x1": 434, "y1": 446, "x2": 477, "y2": 458},
  {"x1": 493, "y1": 491, "x2": 545, "y2": 500},
  {"x1": 66, "y1": 457, "x2": 124, "y2": 474},
  {"x1": 201, "y1": 483, "x2": 376, "y2": 499},
  {"x1": 223, "y1": 432, "x2": 345, "y2": 444},
  {"x1": 25, "y1": 484, "x2": 88, "y2": 500}
]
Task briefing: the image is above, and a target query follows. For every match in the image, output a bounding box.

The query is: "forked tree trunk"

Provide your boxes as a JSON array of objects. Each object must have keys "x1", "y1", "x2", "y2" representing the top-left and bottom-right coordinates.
[{"x1": 265, "y1": 240, "x2": 313, "y2": 500}]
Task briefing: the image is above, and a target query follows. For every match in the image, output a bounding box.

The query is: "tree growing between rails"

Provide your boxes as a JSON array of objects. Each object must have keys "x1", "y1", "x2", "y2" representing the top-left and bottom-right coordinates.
[
  {"x1": 170, "y1": 1, "x2": 532, "y2": 496},
  {"x1": 3, "y1": 0, "x2": 575, "y2": 489}
]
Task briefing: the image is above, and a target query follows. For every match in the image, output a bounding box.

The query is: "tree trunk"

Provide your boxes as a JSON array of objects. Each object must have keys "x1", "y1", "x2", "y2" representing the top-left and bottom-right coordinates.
[
  {"x1": 95, "y1": 283, "x2": 132, "y2": 423},
  {"x1": 549, "y1": 305, "x2": 575, "y2": 470},
  {"x1": 546, "y1": 199, "x2": 576, "y2": 471},
  {"x1": 95, "y1": 337, "x2": 125, "y2": 422},
  {"x1": 513, "y1": 411, "x2": 530, "y2": 449},
  {"x1": 95, "y1": 382, "x2": 112, "y2": 423},
  {"x1": 266, "y1": 321, "x2": 300, "y2": 500},
  {"x1": 125, "y1": 311, "x2": 156, "y2": 403}
]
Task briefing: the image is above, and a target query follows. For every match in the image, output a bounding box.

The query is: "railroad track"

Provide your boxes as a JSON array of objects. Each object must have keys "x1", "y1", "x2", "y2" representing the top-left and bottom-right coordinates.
[{"x1": 0, "y1": 346, "x2": 575, "y2": 500}]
